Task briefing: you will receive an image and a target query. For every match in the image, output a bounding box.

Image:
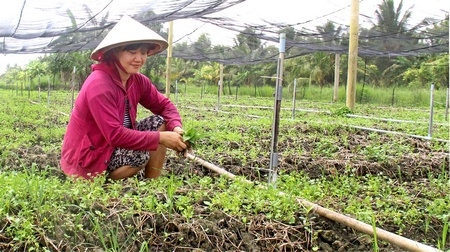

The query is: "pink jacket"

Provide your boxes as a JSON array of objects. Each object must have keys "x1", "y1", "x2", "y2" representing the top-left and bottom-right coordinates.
[{"x1": 60, "y1": 63, "x2": 182, "y2": 179}]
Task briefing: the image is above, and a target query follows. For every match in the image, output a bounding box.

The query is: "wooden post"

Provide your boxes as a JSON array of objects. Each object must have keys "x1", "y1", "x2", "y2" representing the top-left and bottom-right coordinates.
[
  {"x1": 445, "y1": 87, "x2": 449, "y2": 121},
  {"x1": 38, "y1": 74, "x2": 41, "y2": 101},
  {"x1": 165, "y1": 21, "x2": 174, "y2": 98},
  {"x1": 175, "y1": 79, "x2": 178, "y2": 105},
  {"x1": 218, "y1": 63, "x2": 223, "y2": 110},
  {"x1": 292, "y1": 78, "x2": 297, "y2": 119},
  {"x1": 428, "y1": 83, "x2": 435, "y2": 138},
  {"x1": 27, "y1": 73, "x2": 31, "y2": 99},
  {"x1": 219, "y1": 63, "x2": 224, "y2": 96},
  {"x1": 47, "y1": 76, "x2": 51, "y2": 105},
  {"x1": 346, "y1": 0, "x2": 359, "y2": 110},
  {"x1": 71, "y1": 66, "x2": 76, "y2": 112},
  {"x1": 333, "y1": 54, "x2": 340, "y2": 102}
]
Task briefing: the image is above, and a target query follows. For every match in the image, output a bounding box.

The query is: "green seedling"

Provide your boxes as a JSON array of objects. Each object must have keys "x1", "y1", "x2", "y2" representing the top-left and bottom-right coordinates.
[{"x1": 182, "y1": 127, "x2": 206, "y2": 148}]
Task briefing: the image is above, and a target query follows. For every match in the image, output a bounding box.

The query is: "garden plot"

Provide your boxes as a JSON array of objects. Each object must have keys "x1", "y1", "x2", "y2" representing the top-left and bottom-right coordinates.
[{"x1": 0, "y1": 90, "x2": 448, "y2": 251}]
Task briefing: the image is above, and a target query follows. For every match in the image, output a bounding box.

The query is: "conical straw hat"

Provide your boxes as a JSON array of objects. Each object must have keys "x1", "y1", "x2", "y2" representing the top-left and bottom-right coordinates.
[{"x1": 90, "y1": 15, "x2": 168, "y2": 61}]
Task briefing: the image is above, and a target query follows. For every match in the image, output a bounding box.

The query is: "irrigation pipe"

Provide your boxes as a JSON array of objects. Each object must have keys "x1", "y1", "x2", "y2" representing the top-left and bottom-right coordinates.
[
  {"x1": 346, "y1": 114, "x2": 448, "y2": 126},
  {"x1": 348, "y1": 125, "x2": 450, "y2": 144},
  {"x1": 185, "y1": 104, "x2": 444, "y2": 126},
  {"x1": 221, "y1": 104, "x2": 330, "y2": 114},
  {"x1": 181, "y1": 105, "x2": 449, "y2": 143},
  {"x1": 183, "y1": 106, "x2": 264, "y2": 119},
  {"x1": 185, "y1": 153, "x2": 442, "y2": 252}
]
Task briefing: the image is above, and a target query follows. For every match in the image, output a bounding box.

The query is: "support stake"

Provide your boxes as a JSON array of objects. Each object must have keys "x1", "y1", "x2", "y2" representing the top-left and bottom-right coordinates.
[{"x1": 268, "y1": 33, "x2": 285, "y2": 185}]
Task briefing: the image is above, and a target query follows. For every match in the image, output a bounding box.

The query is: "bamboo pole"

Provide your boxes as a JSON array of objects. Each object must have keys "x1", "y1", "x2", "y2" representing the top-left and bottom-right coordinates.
[
  {"x1": 218, "y1": 63, "x2": 223, "y2": 110},
  {"x1": 185, "y1": 153, "x2": 441, "y2": 252},
  {"x1": 428, "y1": 83, "x2": 435, "y2": 138},
  {"x1": 165, "y1": 20, "x2": 174, "y2": 98},
  {"x1": 292, "y1": 78, "x2": 297, "y2": 119},
  {"x1": 71, "y1": 66, "x2": 76, "y2": 112},
  {"x1": 333, "y1": 53, "x2": 340, "y2": 102},
  {"x1": 346, "y1": 0, "x2": 359, "y2": 110},
  {"x1": 445, "y1": 88, "x2": 449, "y2": 121}
]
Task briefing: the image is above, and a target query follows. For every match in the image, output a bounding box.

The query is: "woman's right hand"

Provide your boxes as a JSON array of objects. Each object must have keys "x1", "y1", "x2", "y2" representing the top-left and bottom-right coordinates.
[{"x1": 159, "y1": 131, "x2": 188, "y2": 152}]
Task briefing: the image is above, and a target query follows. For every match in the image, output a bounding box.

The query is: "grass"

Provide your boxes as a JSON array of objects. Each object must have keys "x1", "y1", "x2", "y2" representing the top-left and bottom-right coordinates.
[
  {"x1": 187, "y1": 82, "x2": 449, "y2": 108},
  {"x1": 0, "y1": 86, "x2": 449, "y2": 251}
]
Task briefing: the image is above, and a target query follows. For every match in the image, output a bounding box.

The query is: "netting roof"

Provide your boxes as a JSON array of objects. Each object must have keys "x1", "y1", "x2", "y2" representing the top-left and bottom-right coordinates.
[{"x1": 1, "y1": 0, "x2": 448, "y2": 65}]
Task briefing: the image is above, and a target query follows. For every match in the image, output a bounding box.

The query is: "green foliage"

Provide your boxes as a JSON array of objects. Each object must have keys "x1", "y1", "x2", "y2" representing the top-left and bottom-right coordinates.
[
  {"x1": 182, "y1": 127, "x2": 207, "y2": 148},
  {"x1": 332, "y1": 106, "x2": 353, "y2": 117},
  {"x1": 0, "y1": 89, "x2": 449, "y2": 250},
  {"x1": 403, "y1": 54, "x2": 449, "y2": 89}
]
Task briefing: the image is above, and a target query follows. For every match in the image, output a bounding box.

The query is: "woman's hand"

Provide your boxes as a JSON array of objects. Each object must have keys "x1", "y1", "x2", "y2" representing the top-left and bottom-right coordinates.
[
  {"x1": 172, "y1": 126, "x2": 192, "y2": 156},
  {"x1": 159, "y1": 131, "x2": 187, "y2": 152}
]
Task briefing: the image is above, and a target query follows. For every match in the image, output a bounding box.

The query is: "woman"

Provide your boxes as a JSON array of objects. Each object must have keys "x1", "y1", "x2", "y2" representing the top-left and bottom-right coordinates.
[{"x1": 60, "y1": 15, "x2": 188, "y2": 180}]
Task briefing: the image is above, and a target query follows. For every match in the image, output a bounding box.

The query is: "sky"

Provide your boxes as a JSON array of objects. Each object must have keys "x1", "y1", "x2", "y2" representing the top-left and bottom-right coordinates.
[{"x1": 0, "y1": 0, "x2": 447, "y2": 75}]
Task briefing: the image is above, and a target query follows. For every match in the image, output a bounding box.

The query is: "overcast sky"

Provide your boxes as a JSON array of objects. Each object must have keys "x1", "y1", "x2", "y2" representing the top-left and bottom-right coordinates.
[{"x1": 0, "y1": 0, "x2": 447, "y2": 74}]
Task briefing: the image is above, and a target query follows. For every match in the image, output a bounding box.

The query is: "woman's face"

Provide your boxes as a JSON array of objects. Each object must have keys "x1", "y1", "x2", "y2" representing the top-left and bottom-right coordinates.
[{"x1": 115, "y1": 46, "x2": 148, "y2": 74}]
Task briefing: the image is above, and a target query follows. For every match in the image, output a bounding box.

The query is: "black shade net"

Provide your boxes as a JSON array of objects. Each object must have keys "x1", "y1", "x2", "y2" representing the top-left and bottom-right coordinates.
[{"x1": 0, "y1": 0, "x2": 448, "y2": 65}]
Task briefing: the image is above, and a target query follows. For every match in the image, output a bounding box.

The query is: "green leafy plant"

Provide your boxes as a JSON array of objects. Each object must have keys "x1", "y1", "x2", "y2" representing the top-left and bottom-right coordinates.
[
  {"x1": 182, "y1": 127, "x2": 206, "y2": 148},
  {"x1": 332, "y1": 106, "x2": 353, "y2": 117}
]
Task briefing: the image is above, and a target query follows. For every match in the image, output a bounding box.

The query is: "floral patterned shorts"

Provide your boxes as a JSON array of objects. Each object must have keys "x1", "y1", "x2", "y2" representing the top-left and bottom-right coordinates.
[{"x1": 106, "y1": 115, "x2": 165, "y2": 173}]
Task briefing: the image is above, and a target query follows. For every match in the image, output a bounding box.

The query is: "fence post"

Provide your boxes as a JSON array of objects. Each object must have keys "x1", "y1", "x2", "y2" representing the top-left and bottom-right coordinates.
[
  {"x1": 38, "y1": 74, "x2": 41, "y2": 102},
  {"x1": 427, "y1": 83, "x2": 434, "y2": 139},
  {"x1": 269, "y1": 33, "x2": 285, "y2": 186},
  {"x1": 27, "y1": 73, "x2": 31, "y2": 99},
  {"x1": 71, "y1": 66, "x2": 76, "y2": 112},
  {"x1": 175, "y1": 79, "x2": 178, "y2": 106},
  {"x1": 47, "y1": 76, "x2": 51, "y2": 105},
  {"x1": 292, "y1": 78, "x2": 297, "y2": 119},
  {"x1": 445, "y1": 87, "x2": 449, "y2": 121},
  {"x1": 217, "y1": 80, "x2": 221, "y2": 111}
]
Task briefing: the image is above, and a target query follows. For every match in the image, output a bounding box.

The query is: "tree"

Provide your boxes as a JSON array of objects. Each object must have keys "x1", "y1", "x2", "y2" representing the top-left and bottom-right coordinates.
[
  {"x1": 368, "y1": 0, "x2": 416, "y2": 86},
  {"x1": 283, "y1": 21, "x2": 344, "y2": 90},
  {"x1": 194, "y1": 34, "x2": 212, "y2": 55},
  {"x1": 1, "y1": 65, "x2": 23, "y2": 91},
  {"x1": 419, "y1": 14, "x2": 449, "y2": 49},
  {"x1": 138, "y1": 14, "x2": 168, "y2": 83},
  {"x1": 199, "y1": 62, "x2": 220, "y2": 85},
  {"x1": 316, "y1": 20, "x2": 342, "y2": 46},
  {"x1": 26, "y1": 59, "x2": 49, "y2": 90},
  {"x1": 403, "y1": 53, "x2": 448, "y2": 88},
  {"x1": 43, "y1": 52, "x2": 92, "y2": 89},
  {"x1": 235, "y1": 28, "x2": 261, "y2": 51}
]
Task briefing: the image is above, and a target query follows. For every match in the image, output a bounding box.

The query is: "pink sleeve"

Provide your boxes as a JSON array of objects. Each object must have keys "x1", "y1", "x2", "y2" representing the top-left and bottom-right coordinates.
[
  {"x1": 138, "y1": 77, "x2": 182, "y2": 131},
  {"x1": 86, "y1": 78, "x2": 161, "y2": 151}
]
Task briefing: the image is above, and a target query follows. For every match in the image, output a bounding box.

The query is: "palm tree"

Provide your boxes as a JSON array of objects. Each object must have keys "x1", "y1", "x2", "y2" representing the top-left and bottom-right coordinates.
[
  {"x1": 311, "y1": 21, "x2": 342, "y2": 99},
  {"x1": 316, "y1": 20, "x2": 343, "y2": 46},
  {"x1": 368, "y1": 0, "x2": 416, "y2": 86},
  {"x1": 235, "y1": 28, "x2": 261, "y2": 51},
  {"x1": 372, "y1": 0, "x2": 413, "y2": 52}
]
